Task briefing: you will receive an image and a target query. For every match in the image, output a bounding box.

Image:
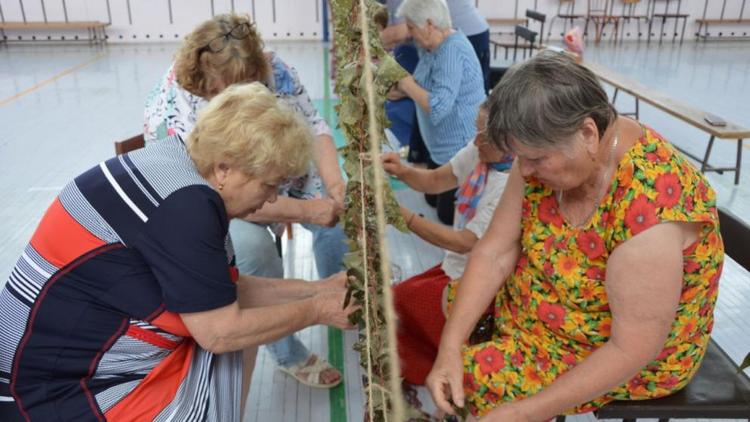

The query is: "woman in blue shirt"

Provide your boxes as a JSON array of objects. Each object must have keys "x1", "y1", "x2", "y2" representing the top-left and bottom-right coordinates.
[
  {"x1": 390, "y1": 0, "x2": 485, "y2": 224},
  {"x1": 390, "y1": 0, "x2": 486, "y2": 224}
]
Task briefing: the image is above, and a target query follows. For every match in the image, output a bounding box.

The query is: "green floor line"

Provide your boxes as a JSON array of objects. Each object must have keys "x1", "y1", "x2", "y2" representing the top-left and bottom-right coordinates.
[
  {"x1": 328, "y1": 327, "x2": 347, "y2": 422},
  {"x1": 319, "y1": 46, "x2": 349, "y2": 422}
]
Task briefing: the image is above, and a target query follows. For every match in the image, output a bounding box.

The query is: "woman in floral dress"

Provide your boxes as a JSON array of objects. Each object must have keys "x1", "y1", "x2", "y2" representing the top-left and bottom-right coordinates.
[{"x1": 428, "y1": 51, "x2": 724, "y2": 421}]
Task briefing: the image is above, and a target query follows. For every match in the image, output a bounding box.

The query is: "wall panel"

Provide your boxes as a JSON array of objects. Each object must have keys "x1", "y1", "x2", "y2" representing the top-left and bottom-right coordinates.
[{"x1": 1, "y1": 0, "x2": 748, "y2": 43}]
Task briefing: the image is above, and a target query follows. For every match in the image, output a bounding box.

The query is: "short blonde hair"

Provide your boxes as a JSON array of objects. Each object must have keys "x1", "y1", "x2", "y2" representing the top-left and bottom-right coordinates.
[
  {"x1": 175, "y1": 13, "x2": 269, "y2": 98},
  {"x1": 188, "y1": 82, "x2": 312, "y2": 181}
]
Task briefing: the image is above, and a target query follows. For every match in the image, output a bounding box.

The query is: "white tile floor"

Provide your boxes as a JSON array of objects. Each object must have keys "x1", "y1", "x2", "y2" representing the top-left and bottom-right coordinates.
[{"x1": 0, "y1": 39, "x2": 749, "y2": 421}]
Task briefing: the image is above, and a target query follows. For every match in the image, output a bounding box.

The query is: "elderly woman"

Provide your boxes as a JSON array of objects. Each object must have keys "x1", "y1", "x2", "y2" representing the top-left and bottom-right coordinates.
[
  {"x1": 143, "y1": 14, "x2": 347, "y2": 388},
  {"x1": 0, "y1": 83, "x2": 356, "y2": 421},
  {"x1": 382, "y1": 103, "x2": 512, "y2": 386},
  {"x1": 391, "y1": 0, "x2": 486, "y2": 225},
  {"x1": 427, "y1": 51, "x2": 724, "y2": 421}
]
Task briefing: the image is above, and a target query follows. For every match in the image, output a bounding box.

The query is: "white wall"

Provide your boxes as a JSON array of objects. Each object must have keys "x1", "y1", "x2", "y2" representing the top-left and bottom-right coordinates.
[
  {"x1": 1, "y1": 0, "x2": 748, "y2": 43},
  {"x1": 0, "y1": 0, "x2": 325, "y2": 42},
  {"x1": 478, "y1": 0, "x2": 750, "y2": 40}
]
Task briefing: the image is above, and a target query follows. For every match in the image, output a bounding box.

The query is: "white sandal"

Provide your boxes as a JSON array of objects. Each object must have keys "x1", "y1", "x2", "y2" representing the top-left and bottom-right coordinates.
[{"x1": 278, "y1": 354, "x2": 343, "y2": 389}]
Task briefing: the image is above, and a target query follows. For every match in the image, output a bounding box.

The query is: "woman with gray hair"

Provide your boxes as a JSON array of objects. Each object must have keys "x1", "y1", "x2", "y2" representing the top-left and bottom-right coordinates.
[
  {"x1": 390, "y1": 0, "x2": 486, "y2": 225},
  {"x1": 426, "y1": 51, "x2": 724, "y2": 420}
]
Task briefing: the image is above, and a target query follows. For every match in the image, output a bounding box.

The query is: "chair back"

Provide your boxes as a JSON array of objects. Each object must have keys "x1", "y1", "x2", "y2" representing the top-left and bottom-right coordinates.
[
  {"x1": 513, "y1": 25, "x2": 538, "y2": 61},
  {"x1": 588, "y1": 0, "x2": 614, "y2": 17},
  {"x1": 718, "y1": 207, "x2": 750, "y2": 272},
  {"x1": 558, "y1": 0, "x2": 576, "y2": 14},
  {"x1": 114, "y1": 134, "x2": 145, "y2": 155},
  {"x1": 525, "y1": 9, "x2": 547, "y2": 45}
]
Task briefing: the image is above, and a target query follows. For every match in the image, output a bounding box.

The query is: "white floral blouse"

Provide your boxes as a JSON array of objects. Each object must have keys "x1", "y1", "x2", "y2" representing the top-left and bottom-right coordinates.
[{"x1": 143, "y1": 52, "x2": 332, "y2": 200}]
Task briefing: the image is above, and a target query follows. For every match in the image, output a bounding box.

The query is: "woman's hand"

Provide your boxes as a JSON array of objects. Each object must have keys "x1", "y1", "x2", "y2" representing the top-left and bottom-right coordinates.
[
  {"x1": 304, "y1": 198, "x2": 342, "y2": 227},
  {"x1": 426, "y1": 346, "x2": 466, "y2": 415},
  {"x1": 327, "y1": 182, "x2": 346, "y2": 211},
  {"x1": 381, "y1": 152, "x2": 407, "y2": 178},
  {"x1": 387, "y1": 86, "x2": 407, "y2": 101},
  {"x1": 317, "y1": 271, "x2": 350, "y2": 293},
  {"x1": 314, "y1": 289, "x2": 359, "y2": 330}
]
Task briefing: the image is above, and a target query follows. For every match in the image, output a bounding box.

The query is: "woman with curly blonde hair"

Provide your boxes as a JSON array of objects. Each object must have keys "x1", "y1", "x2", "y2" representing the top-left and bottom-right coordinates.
[{"x1": 144, "y1": 14, "x2": 348, "y2": 391}]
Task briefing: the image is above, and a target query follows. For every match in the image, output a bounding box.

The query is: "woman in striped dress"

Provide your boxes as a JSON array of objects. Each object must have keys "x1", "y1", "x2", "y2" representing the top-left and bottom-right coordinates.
[{"x1": 0, "y1": 83, "x2": 356, "y2": 421}]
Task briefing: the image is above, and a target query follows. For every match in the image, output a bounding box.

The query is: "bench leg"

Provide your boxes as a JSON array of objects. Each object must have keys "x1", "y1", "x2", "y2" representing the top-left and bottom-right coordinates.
[
  {"x1": 701, "y1": 135, "x2": 716, "y2": 174},
  {"x1": 659, "y1": 16, "x2": 666, "y2": 45},
  {"x1": 555, "y1": 416, "x2": 566, "y2": 422},
  {"x1": 736, "y1": 138, "x2": 743, "y2": 185},
  {"x1": 679, "y1": 17, "x2": 686, "y2": 44}
]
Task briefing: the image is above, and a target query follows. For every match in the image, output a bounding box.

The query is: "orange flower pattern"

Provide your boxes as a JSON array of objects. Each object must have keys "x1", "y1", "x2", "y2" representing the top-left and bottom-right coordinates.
[{"x1": 456, "y1": 126, "x2": 724, "y2": 417}]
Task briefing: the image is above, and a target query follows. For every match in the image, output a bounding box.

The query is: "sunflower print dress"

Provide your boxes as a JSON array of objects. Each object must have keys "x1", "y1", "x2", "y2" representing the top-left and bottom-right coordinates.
[{"x1": 456, "y1": 126, "x2": 724, "y2": 417}]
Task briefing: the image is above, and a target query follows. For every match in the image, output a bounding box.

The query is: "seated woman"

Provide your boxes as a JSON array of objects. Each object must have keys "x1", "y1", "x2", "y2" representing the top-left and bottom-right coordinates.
[
  {"x1": 390, "y1": 0, "x2": 486, "y2": 225},
  {"x1": 382, "y1": 103, "x2": 512, "y2": 386},
  {"x1": 427, "y1": 51, "x2": 725, "y2": 421},
  {"x1": 0, "y1": 83, "x2": 356, "y2": 421},
  {"x1": 143, "y1": 13, "x2": 347, "y2": 388}
]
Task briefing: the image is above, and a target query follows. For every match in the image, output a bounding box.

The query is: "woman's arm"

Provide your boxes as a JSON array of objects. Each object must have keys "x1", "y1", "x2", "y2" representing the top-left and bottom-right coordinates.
[
  {"x1": 399, "y1": 45, "x2": 466, "y2": 124},
  {"x1": 381, "y1": 151, "x2": 458, "y2": 193},
  {"x1": 427, "y1": 163, "x2": 525, "y2": 414},
  {"x1": 380, "y1": 22, "x2": 410, "y2": 49},
  {"x1": 399, "y1": 76, "x2": 431, "y2": 113},
  {"x1": 279, "y1": 58, "x2": 346, "y2": 207},
  {"x1": 402, "y1": 206, "x2": 477, "y2": 253},
  {"x1": 485, "y1": 222, "x2": 697, "y2": 422},
  {"x1": 313, "y1": 134, "x2": 346, "y2": 207},
  {"x1": 235, "y1": 272, "x2": 347, "y2": 308},
  {"x1": 180, "y1": 290, "x2": 357, "y2": 354},
  {"x1": 244, "y1": 196, "x2": 340, "y2": 227}
]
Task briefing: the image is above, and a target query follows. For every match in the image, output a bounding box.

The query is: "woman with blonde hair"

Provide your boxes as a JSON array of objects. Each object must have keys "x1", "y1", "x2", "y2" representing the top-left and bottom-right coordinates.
[
  {"x1": 0, "y1": 83, "x2": 356, "y2": 421},
  {"x1": 144, "y1": 14, "x2": 348, "y2": 388}
]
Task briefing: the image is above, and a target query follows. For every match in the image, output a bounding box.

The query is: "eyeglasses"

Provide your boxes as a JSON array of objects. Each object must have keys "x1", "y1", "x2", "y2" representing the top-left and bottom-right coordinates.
[{"x1": 200, "y1": 22, "x2": 252, "y2": 54}]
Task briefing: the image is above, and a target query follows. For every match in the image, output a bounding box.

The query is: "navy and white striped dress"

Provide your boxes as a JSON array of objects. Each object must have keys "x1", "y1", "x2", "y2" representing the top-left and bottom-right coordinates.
[{"x1": 0, "y1": 139, "x2": 242, "y2": 421}]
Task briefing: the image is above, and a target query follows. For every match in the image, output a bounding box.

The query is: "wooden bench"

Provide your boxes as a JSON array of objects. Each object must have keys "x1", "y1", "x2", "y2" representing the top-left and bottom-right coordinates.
[
  {"x1": 696, "y1": 0, "x2": 750, "y2": 40},
  {"x1": 696, "y1": 18, "x2": 750, "y2": 39},
  {"x1": 583, "y1": 60, "x2": 750, "y2": 185},
  {"x1": 0, "y1": 21, "x2": 108, "y2": 45},
  {"x1": 556, "y1": 207, "x2": 750, "y2": 421}
]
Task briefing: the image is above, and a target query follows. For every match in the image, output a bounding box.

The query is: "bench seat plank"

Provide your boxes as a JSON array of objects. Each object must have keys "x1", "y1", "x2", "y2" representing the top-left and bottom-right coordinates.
[
  {"x1": 696, "y1": 18, "x2": 750, "y2": 25},
  {"x1": 583, "y1": 61, "x2": 750, "y2": 139},
  {"x1": 0, "y1": 21, "x2": 109, "y2": 30}
]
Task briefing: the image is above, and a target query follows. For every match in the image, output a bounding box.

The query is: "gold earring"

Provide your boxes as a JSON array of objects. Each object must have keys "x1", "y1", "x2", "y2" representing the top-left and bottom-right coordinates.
[{"x1": 219, "y1": 183, "x2": 224, "y2": 191}]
